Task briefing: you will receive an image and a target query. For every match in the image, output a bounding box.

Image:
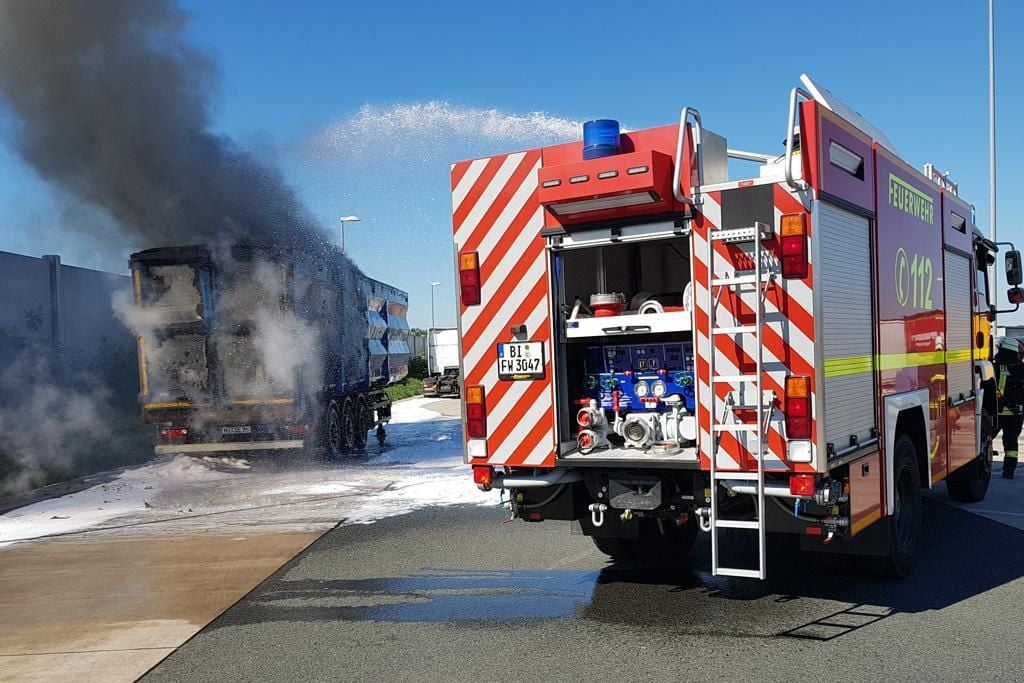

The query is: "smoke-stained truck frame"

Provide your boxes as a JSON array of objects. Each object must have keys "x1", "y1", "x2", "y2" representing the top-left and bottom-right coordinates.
[
  {"x1": 129, "y1": 244, "x2": 410, "y2": 456},
  {"x1": 450, "y1": 74, "x2": 1022, "y2": 579}
]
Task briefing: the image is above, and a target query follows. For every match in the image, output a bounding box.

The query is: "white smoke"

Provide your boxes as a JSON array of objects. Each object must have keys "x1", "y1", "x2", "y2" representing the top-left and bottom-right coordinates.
[
  {"x1": 0, "y1": 348, "x2": 142, "y2": 495},
  {"x1": 304, "y1": 101, "x2": 586, "y2": 160}
]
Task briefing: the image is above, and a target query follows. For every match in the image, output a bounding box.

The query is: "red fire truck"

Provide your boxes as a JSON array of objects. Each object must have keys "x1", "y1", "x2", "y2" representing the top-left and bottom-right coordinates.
[{"x1": 449, "y1": 75, "x2": 1021, "y2": 578}]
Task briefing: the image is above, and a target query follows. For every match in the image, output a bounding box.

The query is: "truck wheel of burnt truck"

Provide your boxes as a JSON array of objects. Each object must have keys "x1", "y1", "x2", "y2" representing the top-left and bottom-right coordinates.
[
  {"x1": 327, "y1": 399, "x2": 353, "y2": 459},
  {"x1": 341, "y1": 399, "x2": 357, "y2": 453},
  {"x1": 859, "y1": 434, "x2": 923, "y2": 578},
  {"x1": 352, "y1": 397, "x2": 369, "y2": 451},
  {"x1": 945, "y1": 406, "x2": 994, "y2": 503},
  {"x1": 591, "y1": 518, "x2": 699, "y2": 563}
]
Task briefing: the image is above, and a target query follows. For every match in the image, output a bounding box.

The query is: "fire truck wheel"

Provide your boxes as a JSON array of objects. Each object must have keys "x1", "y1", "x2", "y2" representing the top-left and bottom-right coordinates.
[
  {"x1": 629, "y1": 518, "x2": 699, "y2": 562},
  {"x1": 945, "y1": 421, "x2": 993, "y2": 503},
  {"x1": 352, "y1": 397, "x2": 370, "y2": 450},
  {"x1": 860, "y1": 435, "x2": 922, "y2": 578},
  {"x1": 590, "y1": 536, "x2": 634, "y2": 559},
  {"x1": 590, "y1": 519, "x2": 698, "y2": 562}
]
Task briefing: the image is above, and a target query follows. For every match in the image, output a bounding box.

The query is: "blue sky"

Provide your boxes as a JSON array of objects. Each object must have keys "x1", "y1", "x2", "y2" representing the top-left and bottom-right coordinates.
[{"x1": 1, "y1": 0, "x2": 1022, "y2": 328}]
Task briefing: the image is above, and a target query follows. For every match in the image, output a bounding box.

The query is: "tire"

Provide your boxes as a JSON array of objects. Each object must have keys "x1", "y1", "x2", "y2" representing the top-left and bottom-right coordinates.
[
  {"x1": 946, "y1": 412, "x2": 993, "y2": 503},
  {"x1": 591, "y1": 518, "x2": 698, "y2": 563},
  {"x1": 352, "y1": 398, "x2": 370, "y2": 451},
  {"x1": 631, "y1": 518, "x2": 699, "y2": 562},
  {"x1": 340, "y1": 399, "x2": 356, "y2": 452},
  {"x1": 591, "y1": 536, "x2": 635, "y2": 559},
  {"x1": 326, "y1": 400, "x2": 354, "y2": 459},
  {"x1": 859, "y1": 434, "x2": 922, "y2": 578}
]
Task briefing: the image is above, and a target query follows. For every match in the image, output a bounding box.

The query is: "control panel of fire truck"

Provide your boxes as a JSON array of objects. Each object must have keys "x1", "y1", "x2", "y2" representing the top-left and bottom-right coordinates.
[{"x1": 574, "y1": 341, "x2": 698, "y2": 456}]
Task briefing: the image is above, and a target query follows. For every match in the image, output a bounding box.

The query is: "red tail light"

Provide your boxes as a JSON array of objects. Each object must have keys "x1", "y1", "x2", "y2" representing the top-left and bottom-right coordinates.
[
  {"x1": 160, "y1": 427, "x2": 188, "y2": 442},
  {"x1": 780, "y1": 213, "x2": 808, "y2": 279},
  {"x1": 473, "y1": 464, "x2": 493, "y2": 490},
  {"x1": 466, "y1": 385, "x2": 487, "y2": 438},
  {"x1": 459, "y1": 252, "x2": 481, "y2": 306},
  {"x1": 789, "y1": 473, "x2": 816, "y2": 497},
  {"x1": 284, "y1": 423, "x2": 308, "y2": 437},
  {"x1": 785, "y1": 375, "x2": 812, "y2": 441}
]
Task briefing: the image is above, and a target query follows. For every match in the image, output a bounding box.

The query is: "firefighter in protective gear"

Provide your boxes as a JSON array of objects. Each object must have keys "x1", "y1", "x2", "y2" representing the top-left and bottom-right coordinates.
[{"x1": 996, "y1": 336, "x2": 1024, "y2": 479}]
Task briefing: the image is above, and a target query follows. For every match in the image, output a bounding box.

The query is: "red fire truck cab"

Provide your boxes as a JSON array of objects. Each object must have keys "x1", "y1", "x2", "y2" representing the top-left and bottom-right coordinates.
[{"x1": 450, "y1": 75, "x2": 1020, "y2": 578}]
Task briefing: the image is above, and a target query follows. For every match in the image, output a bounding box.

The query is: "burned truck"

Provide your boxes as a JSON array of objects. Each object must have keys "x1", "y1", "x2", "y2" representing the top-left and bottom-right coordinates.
[{"x1": 127, "y1": 244, "x2": 409, "y2": 456}]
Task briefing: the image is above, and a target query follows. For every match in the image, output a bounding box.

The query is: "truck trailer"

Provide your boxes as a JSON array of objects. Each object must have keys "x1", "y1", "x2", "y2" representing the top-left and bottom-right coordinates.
[
  {"x1": 129, "y1": 244, "x2": 410, "y2": 457},
  {"x1": 422, "y1": 328, "x2": 461, "y2": 398},
  {"x1": 449, "y1": 74, "x2": 1022, "y2": 578}
]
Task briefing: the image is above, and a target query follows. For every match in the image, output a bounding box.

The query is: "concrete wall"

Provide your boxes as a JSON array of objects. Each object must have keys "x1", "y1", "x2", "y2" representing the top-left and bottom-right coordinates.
[
  {"x1": 0, "y1": 252, "x2": 55, "y2": 346},
  {"x1": 0, "y1": 251, "x2": 146, "y2": 492},
  {"x1": 0, "y1": 251, "x2": 134, "y2": 358}
]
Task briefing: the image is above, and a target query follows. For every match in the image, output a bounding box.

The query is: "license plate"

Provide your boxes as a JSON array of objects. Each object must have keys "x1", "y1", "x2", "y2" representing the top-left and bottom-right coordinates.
[
  {"x1": 222, "y1": 425, "x2": 252, "y2": 435},
  {"x1": 497, "y1": 341, "x2": 545, "y2": 380}
]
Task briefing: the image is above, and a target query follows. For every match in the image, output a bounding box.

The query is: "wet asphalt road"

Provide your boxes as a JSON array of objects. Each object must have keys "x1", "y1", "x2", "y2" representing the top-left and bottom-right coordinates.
[{"x1": 145, "y1": 494, "x2": 1024, "y2": 682}]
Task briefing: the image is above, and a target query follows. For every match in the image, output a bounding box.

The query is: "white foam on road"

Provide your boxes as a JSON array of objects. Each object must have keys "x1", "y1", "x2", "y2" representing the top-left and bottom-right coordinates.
[
  {"x1": 0, "y1": 456, "x2": 231, "y2": 547},
  {"x1": 0, "y1": 398, "x2": 490, "y2": 547},
  {"x1": 257, "y1": 397, "x2": 491, "y2": 524},
  {"x1": 387, "y1": 397, "x2": 452, "y2": 425}
]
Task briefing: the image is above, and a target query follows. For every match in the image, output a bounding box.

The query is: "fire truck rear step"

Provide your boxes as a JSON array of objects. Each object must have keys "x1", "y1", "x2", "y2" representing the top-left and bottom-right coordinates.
[
  {"x1": 715, "y1": 568, "x2": 763, "y2": 580},
  {"x1": 705, "y1": 222, "x2": 776, "y2": 580}
]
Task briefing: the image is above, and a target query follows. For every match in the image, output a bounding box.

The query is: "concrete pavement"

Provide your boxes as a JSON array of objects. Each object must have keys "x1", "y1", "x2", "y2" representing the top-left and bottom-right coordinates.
[
  {"x1": 0, "y1": 398, "x2": 465, "y2": 682},
  {"x1": 423, "y1": 398, "x2": 462, "y2": 418},
  {"x1": 0, "y1": 532, "x2": 320, "y2": 682},
  {"x1": 939, "y1": 452, "x2": 1024, "y2": 530},
  {"x1": 147, "y1": 494, "x2": 1024, "y2": 682}
]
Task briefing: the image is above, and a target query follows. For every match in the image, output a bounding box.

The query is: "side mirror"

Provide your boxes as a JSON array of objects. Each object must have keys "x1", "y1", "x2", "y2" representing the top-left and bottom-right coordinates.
[
  {"x1": 1009, "y1": 287, "x2": 1024, "y2": 305},
  {"x1": 1006, "y1": 250, "x2": 1023, "y2": 286}
]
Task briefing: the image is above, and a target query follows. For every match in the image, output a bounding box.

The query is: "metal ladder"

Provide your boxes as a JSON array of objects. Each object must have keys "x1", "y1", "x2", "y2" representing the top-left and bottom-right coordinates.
[{"x1": 705, "y1": 221, "x2": 776, "y2": 579}]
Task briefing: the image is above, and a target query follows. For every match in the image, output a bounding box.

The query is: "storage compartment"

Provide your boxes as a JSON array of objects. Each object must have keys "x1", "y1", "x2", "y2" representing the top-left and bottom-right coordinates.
[
  {"x1": 552, "y1": 235, "x2": 697, "y2": 465},
  {"x1": 560, "y1": 236, "x2": 693, "y2": 340}
]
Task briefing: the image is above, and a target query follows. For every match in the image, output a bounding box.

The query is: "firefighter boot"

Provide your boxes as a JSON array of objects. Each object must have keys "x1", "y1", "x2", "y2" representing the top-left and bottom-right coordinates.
[{"x1": 1003, "y1": 452, "x2": 1018, "y2": 480}]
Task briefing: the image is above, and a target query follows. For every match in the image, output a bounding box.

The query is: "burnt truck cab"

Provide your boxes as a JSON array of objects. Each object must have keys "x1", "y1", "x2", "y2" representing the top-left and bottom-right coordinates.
[
  {"x1": 129, "y1": 244, "x2": 409, "y2": 455},
  {"x1": 451, "y1": 74, "x2": 1017, "y2": 579}
]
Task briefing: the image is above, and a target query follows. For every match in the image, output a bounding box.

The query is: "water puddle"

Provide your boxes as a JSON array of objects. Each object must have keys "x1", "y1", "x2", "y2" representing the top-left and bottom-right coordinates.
[{"x1": 256, "y1": 567, "x2": 599, "y2": 622}]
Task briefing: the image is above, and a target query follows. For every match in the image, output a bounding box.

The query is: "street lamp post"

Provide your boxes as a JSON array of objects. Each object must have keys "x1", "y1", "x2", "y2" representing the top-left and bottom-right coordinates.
[
  {"x1": 428, "y1": 281, "x2": 440, "y2": 373},
  {"x1": 989, "y1": 0, "x2": 998, "y2": 325},
  {"x1": 339, "y1": 215, "x2": 361, "y2": 254}
]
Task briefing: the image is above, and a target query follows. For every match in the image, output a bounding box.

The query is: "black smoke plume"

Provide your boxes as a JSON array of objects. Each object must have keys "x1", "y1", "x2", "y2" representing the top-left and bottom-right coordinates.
[{"x1": 0, "y1": 0, "x2": 332, "y2": 253}]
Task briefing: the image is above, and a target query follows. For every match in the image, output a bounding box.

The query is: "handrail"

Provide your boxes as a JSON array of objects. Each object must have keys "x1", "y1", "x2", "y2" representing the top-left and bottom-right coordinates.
[
  {"x1": 727, "y1": 148, "x2": 776, "y2": 163},
  {"x1": 672, "y1": 106, "x2": 703, "y2": 205},
  {"x1": 784, "y1": 86, "x2": 812, "y2": 191}
]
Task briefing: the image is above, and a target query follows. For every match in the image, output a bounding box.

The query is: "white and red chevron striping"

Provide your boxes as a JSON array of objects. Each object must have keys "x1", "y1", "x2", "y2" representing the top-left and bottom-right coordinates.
[
  {"x1": 692, "y1": 187, "x2": 817, "y2": 473},
  {"x1": 451, "y1": 151, "x2": 556, "y2": 468}
]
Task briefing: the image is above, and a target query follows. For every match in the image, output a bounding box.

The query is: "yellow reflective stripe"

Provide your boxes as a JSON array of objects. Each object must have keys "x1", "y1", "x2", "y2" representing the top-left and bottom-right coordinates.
[
  {"x1": 144, "y1": 401, "x2": 194, "y2": 409},
  {"x1": 877, "y1": 351, "x2": 946, "y2": 370},
  {"x1": 945, "y1": 349, "x2": 973, "y2": 363},
  {"x1": 824, "y1": 356, "x2": 874, "y2": 378},
  {"x1": 231, "y1": 398, "x2": 295, "y2": 405},
  {"x1": 822, "y1": 349, "x2": 976, "y2": 378}
]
